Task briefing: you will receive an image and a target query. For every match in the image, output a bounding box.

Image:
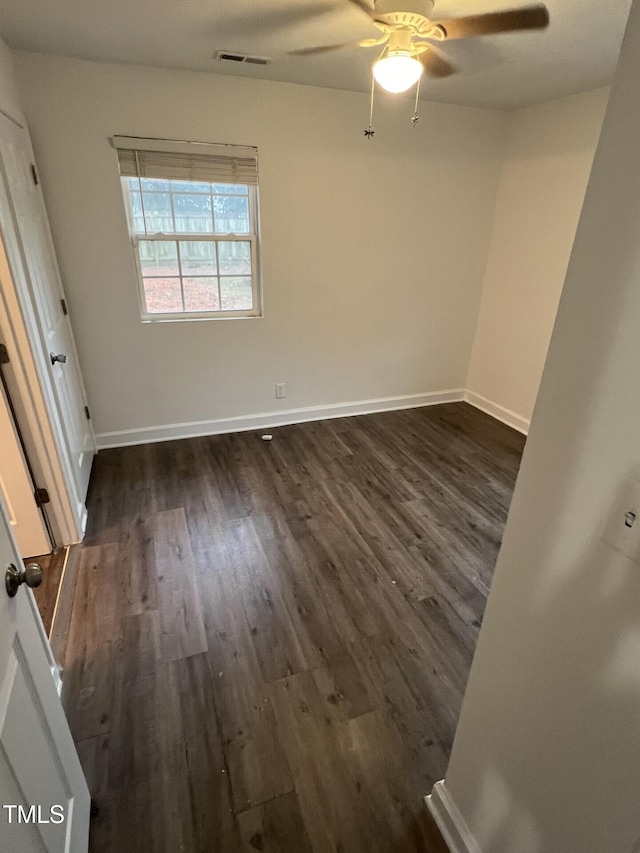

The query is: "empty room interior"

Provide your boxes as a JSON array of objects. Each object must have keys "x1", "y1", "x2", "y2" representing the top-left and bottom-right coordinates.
[{"x1": 2, "y1": 0, "x2": 640, "y2": 851}]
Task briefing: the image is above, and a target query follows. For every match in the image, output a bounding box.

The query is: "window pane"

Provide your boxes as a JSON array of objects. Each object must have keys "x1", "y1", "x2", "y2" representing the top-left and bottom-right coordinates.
[
  {"x1": 143, "y1": 278, "x2": 183, "y2": 313},
  {"x1": 129, "y1": 191, "x2": 145, "y2": 234},
  {"x1": 213, "y1": 195, "x2": 249, "y2": 234},
  {"x1": 220, "y1": 276, "x2": 253, "y2": 311},
  {"x1": 139, "y1": 241, "x2": 179, "y2": 276},
  {"x1": 130, "y1": 191, "x2": 143, "y2": 215},
  {"x1": 170, "y1": 180, "x2": 211, "y2": 193},
  {"x1": 213, "y1": 183, "x2": 248, "y2": 195},
  {"x1": 179, "y1": 241, "x2": 217, "y2": 276},
  {"x1": 140, "y1": 178, "x2": 170, "y2": 191},
  {"x1": 218, "y1": 241, "x2": 251, "y2": 275},
  {"x1": 142, "y1": 192, "x2": 173, "y2": 232},
  {"x1": 183, "y1": 277, "x2": 220, "y2": 312},
  {"x1": 173, "y1": 194, "x2": 213, "y2": 233}
]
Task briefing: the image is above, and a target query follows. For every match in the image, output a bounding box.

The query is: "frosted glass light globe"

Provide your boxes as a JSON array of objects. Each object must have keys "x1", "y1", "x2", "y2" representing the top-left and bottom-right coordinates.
[{"x1": 373, "y1": 52, "x2": 423, "y2": 94}]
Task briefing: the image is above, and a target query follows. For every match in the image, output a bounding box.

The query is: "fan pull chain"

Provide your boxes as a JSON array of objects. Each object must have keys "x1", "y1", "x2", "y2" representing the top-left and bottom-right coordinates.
[
  {"x1": 364, "y1": 74, "x2": 376, "y2": 139},
  {"x1": 411, "y1": 77, "x2": 421, "y2": 127}
]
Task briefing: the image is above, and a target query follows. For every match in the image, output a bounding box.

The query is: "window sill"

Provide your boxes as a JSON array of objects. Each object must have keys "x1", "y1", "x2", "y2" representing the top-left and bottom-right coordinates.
[{"x1": 141, "y1": 312, "x2": 263, "y2": 323}]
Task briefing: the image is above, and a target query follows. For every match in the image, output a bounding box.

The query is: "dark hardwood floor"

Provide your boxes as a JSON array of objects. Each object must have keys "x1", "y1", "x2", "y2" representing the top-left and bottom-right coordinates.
[
  {"x1": 29, "y1": 546, "x2": 67, "y2": 636},
  {"x1": 61, "y1": 402, "x2": 525, "y2": 853}
]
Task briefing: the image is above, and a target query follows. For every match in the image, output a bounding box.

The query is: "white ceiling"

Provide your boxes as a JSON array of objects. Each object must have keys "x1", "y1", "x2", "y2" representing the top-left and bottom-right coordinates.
[{"x1": 0, "y1": 0, "x2": 631, "y2": 109}]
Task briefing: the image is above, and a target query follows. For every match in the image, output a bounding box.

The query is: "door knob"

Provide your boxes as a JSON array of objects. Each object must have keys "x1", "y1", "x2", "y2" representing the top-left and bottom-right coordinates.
[
  {"x1": 50, "y1": 352, "x2": 67, "y2": 365},
  {"x1": 5, "y1": 562, "x2": 43, "y2": 598}
]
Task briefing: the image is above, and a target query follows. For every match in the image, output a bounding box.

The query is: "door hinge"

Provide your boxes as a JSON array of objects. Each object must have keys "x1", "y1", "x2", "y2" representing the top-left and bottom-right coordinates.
[
  {"x1": 34, "y1": 487, "x2": 50, "y2": 507},
  {"x1": 84, "y1": 405, "x2": 91, "y2": 420},
  {"x1": 0, "y1": 343, "x2": 9, "y2": 365},
  {"x1": 61, "y1": 298, "x2": 68, "y2": 316},
  {"x1": 30, "y1": 164, "x2": 39, "y2": 186}
]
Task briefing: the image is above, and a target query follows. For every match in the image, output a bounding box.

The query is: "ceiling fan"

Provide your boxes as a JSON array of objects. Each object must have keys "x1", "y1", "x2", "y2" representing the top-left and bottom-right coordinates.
[{"x1": 290, "y1": 0, "x2": 550, "y2": 93}]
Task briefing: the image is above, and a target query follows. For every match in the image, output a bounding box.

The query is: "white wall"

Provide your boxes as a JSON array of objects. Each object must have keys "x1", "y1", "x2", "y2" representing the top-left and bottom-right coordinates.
[
  {"x1": 12, "y1": 52, "x2": 507, "y2": 445},
  {"x1": 436, "y1": 1, "x2": 640, "y2": 851},
  {"x1": 466, "y1": 87, "x2": 609, "y2": 431}
]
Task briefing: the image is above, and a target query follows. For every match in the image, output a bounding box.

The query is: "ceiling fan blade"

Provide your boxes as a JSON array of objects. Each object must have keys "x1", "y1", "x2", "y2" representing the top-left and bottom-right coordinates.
[
  {"x1": 436, "y1": 4, "x2": 549, "y2": 40},
  {"x1": 344, "y1": 0, "x2": 378, "y2": 21},
  {"x1": 418, "y1": 47, "x2": 456, "y2": 78},
  {"x1": 288, "y1": 41, "x2": 358, "y2": 56}
]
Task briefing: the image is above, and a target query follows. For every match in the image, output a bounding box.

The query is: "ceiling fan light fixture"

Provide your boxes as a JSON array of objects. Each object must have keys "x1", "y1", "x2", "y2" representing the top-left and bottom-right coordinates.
[{"x1": 373, "y1": 49, "x2": 423, "y2": 93}]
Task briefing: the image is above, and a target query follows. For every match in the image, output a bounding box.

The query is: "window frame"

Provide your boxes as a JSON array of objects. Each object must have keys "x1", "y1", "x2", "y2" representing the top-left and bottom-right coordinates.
[{"x1": 121, "y1": 175, "x2": 263, "y2": 323}]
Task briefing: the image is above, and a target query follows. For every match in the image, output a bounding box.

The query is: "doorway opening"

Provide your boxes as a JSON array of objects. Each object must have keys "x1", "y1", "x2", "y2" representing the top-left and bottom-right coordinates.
[
  {"x1": 0, "y1": 109, "x2": 95, "y2": 658},
  {"x1": 0, "y1": 317, "x2": 73, "y2": 641}
]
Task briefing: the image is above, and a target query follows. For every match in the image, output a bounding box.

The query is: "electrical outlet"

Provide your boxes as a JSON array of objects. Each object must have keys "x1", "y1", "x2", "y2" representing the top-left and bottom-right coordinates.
[
  {"x1": 601, "y1": 477, "x2": 640, "y2": 562},
  {"x1": 275, "y1": 382, "x2": 286, "y2": 399}
]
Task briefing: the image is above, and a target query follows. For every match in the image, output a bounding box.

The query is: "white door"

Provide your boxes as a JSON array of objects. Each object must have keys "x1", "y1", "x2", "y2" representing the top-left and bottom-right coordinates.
[
  {"x1": 0, "y1": 116, "x2": 95, "y2": 532},
  {"x1": 0, "y1": 494, "x2": 90, "y2": 852},
  {"x1": 0, "y1": 378, "x2": 50, "y2": 556}
]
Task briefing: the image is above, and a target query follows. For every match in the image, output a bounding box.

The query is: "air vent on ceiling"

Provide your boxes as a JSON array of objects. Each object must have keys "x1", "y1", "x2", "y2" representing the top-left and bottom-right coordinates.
[{"x1": 214, "y1": 51, "x2": 272, "y2": 66}]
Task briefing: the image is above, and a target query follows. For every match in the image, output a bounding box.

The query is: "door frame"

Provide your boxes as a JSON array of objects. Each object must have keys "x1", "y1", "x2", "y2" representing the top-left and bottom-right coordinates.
[{"x1": 0, "y1": 108, "x2": 92, "y2": 547}]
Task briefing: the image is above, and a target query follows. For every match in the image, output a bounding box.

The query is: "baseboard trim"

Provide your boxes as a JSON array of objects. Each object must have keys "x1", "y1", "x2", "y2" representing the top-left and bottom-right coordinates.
[
  {"x1": 425, "y1": 780, "x2": 480, "y2": 853},
  {"x1": 48, "y1": 545, "x2": 70, "y2": 641},
  {"x1": 95, "y1": 389, "x2": 466, "y2": 449},
  {"x1": 464, "y1": 391, "x2": 530, "y2": 435},
  {"x1": 49, "y1": 544, "x2": 82, "y2": 670}
]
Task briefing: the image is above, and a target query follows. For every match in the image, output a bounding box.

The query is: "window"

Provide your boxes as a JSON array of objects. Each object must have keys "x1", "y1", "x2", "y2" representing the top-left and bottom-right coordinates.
[{"x1": 114, "y1": 137, "x2": 262, "y2": 321}]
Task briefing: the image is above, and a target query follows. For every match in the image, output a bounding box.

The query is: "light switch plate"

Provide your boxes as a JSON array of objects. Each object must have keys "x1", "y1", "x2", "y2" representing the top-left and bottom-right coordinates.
[{"x1": 601, "y1": 477, "x2": 640, "y2": 562}]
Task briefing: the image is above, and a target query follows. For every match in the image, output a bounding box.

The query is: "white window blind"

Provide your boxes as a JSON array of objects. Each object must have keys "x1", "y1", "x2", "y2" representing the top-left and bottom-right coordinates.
[{"x1": 113, "y1": 136, "x2": 259, "y2": 185}]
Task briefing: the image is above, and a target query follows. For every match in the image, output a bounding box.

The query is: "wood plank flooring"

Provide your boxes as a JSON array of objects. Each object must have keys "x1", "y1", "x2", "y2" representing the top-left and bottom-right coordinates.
[
  {"x1": 61, "y1": 402, "x2": 524, "y2": 853},
  {"x1": 28, "y1": 546, "x2": 67, "y2": 636}
]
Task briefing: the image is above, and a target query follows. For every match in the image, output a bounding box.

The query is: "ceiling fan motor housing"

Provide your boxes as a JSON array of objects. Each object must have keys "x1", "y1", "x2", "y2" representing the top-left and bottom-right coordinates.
[
  {"x1": 373, "y1": 0, "x2": 442, "y2": 40},
  {"x1": 374, "y1": 0, "x2": 435, "y2": 24}
]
